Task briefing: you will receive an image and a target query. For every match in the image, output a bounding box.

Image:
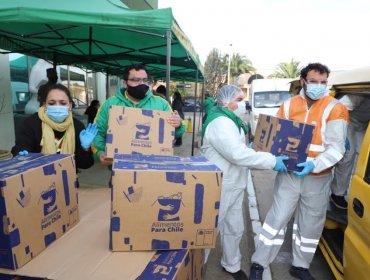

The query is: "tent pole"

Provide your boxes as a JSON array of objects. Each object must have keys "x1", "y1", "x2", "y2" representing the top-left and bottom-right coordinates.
[
  {"x1": 106, "y1": 72, "x2": 110, "y2": 100},
  {"x1": 26, "y1": 55, "x2": 31, "y2": 95},
  {"x1": 165, "y1": 30, "x2": 171, "y2": 102},
  {"x1": 53, "y1": 52, "x2": 57, "y2": 70},
  {"x1": 198, "y1": 83, "x2": 205, "y2": 132},
  {"x1": 191, "y1": 69, "x2": 199, "y2": 156},
  {"x1": 67, "y1": 66, "x2": 71, "y2": 91},
  {"x1": 85, "y1": 70, "x2": 89, "y2": 105}
]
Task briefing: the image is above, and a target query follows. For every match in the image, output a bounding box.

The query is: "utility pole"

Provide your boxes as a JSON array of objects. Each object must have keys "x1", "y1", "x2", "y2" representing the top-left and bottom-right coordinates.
[{"x1": 227, "y1": 43, "x2": 232, "y2": 85}]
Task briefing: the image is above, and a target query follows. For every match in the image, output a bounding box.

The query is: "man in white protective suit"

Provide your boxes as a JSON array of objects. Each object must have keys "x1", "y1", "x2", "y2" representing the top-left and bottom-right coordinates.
[
  {"x1": 330, "y1": 94, "x2": 370, "y2": 209},
  {"x1": 201, "y1": 84, "x2": 289, "y2": 280}
]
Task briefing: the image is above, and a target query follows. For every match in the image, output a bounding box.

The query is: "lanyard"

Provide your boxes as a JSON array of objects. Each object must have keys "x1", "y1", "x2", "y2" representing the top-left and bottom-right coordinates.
[{"x1": 54, "y1": 136, "x2": 64, "y2": 154}]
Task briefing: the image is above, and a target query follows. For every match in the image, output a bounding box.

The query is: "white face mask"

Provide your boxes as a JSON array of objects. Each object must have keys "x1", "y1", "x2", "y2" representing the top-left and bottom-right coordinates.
[
  {"x1": 305, "y1": 83, "x2": 326, "y2": 100},
  {"x1": 46, "y1": 105, "x2": 69, "y2": 123},
  {"x1": 233, "y1": 101, "x2": 247, "y2": 117}
]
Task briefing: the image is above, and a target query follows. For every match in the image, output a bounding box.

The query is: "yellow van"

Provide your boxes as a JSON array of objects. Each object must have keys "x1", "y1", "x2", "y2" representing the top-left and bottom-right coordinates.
[{"x1": 319, "y1": 67, "x2": 370, "y2": 280}]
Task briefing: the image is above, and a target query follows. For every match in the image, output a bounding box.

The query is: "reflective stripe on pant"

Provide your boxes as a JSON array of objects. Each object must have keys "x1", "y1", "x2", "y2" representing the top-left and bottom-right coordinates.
[
  {"x1": 331, "y1": 124, "x2": 365, "y2": 196},
  {"x1": 252, "y1": 172, "x2": 331, "y2": 268},
  {"x1": 218, "y1": 185, "x2": 246, "y2": 273}
]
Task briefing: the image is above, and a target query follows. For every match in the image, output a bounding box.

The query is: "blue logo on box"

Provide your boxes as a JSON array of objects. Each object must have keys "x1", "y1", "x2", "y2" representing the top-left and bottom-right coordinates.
[
  {"x1": 151, "y1": 193, "x2": 184, "y2": 233},
  {"x1": 135, "y1": 122, "x2": 151, "y2": 140},
  {"x1": 156, "y1": 193, "x2": 183, "y2": 221},
  {"x1": 40, "y1": 183, "x2": 61, "y2": 230},
  {"x1": 41, "y1": 183, "x2": 58, "y2": 216}
]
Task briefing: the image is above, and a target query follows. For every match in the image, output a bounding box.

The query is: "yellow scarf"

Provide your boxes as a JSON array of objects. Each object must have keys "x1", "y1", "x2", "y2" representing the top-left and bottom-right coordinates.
[{"x1": 38, "y1": 106, "x2": 75, "y2": 154}]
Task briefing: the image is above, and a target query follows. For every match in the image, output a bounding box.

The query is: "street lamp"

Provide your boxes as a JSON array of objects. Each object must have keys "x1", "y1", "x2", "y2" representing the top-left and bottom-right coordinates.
[{"x1": 227, "y1": 43, "x2": 232, "y2": 85}]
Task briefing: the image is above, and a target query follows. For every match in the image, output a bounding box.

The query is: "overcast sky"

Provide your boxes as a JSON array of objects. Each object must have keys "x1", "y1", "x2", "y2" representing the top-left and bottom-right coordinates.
[{"x1": 159, "y1": 0, "x2": 370, "y2": 75}]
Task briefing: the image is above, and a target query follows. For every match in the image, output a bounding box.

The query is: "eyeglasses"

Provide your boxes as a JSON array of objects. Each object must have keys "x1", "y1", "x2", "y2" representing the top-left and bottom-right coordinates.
[
  {"x1": 305, "y1": 79, "x2": 328, "y2": 85},
  {"x1": 127, "y1": 78, "x2": 152, "y2": 84}
]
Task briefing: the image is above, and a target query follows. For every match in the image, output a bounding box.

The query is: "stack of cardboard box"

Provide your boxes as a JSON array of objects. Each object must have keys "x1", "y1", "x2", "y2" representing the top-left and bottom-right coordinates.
[{"x1": 107, "y1": 106, "x2": 222, "y2": 279}]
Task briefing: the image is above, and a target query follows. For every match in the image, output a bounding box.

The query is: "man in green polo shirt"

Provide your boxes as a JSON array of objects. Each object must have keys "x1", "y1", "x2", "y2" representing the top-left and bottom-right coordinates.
[{"x1": 92, "y1": 64, "x2": 185, "y2": 165}]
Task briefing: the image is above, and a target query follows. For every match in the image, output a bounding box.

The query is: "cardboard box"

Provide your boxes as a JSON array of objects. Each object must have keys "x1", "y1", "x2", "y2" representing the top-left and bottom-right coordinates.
[
  {"x1": 253, "y1": 114, "x2": 315, "y2": 172},
  {"x1": 105, "y1": 106, "x2": 175, "y2": 159},
  {"x1": 0, "y1": 188, "x2": 202, "y2": 280},
  {"x1": 138, "y1": 249, "x2": 204, "y2": 280},
  {"x1": 0, "y1": 153, "x2": 79, "y2": 270},
  {"x1": 110, "y1": 154, "x2": 222, "y2": 251}
]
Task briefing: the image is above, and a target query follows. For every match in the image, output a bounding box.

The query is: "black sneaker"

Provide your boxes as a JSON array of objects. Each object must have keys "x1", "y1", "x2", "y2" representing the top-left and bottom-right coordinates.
[
  {"x1": 222, "y1": 267, "x2": 248, "y2": 280},
  {"x1": 289, "y1": 266, "x2": 315, "y2": 280},
  {"x1": 249, "y1": 263, "x2": 263, "y2": 280},
  {"x1": 330, "y1": 194, "x2": 348, "y2": 209}
]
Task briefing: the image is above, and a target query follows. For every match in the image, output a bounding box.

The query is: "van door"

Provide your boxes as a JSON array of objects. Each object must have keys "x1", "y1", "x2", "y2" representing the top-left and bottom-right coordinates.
[{"x1": 344, "y1": 123, "x2": 370, "y2": 279}]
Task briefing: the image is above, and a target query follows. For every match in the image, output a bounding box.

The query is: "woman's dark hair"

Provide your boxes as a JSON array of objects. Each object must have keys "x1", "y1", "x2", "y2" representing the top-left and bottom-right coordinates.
[
  {"x1": 89, "y1": 99, "x2": 100, "y2": 108},
  {"x1": 156, "y1": 85, "x2": 166, "y2": 94},
  {"x1": 41, "y1": 83, "x2": 73, "y2": 104},
  {"x1": 172, "y1": 91, "x2": 184, "y2": 107},
  {"x1": 173, "y1": 91, "x2": 182, "y2": 100}
]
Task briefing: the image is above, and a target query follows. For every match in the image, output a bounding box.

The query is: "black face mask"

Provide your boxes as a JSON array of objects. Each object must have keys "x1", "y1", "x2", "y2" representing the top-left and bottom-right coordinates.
[{"x1": 127, "y1": 84, "x2": 149, "y2": 100}]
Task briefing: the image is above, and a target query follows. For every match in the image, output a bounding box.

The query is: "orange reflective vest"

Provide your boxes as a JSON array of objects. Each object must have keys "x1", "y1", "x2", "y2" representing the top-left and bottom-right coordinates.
[{"x1": 278, "y1": 94, "x2": 349, "y2": 175}]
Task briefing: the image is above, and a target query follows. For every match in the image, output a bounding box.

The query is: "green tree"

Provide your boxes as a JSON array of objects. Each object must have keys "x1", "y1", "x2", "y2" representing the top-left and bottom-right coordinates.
[
  {"x1": 204, "y1": 48, "x2": 226, "y2": 97},
  {"x1": 204, "y1": 49, "x2": 255, "y2": 96},
  {"x1": 229, "y1": 53, "x2": 255, "y2": 82},
  {"x1": 269, "y1": 59, "x2": 301, "y2": 78}
]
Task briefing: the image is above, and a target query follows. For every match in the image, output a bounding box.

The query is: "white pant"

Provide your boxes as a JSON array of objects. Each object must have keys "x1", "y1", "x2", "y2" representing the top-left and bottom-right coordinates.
[
  {"x1": 205, "y1": 183, "x2": 246, "y2": 273},
  {"x1": 252, "y1": 172, "x2": 331, "y2": 268}
]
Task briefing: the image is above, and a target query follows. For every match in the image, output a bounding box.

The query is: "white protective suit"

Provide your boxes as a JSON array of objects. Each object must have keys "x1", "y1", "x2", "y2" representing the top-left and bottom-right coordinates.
[
  {"x1": 24, "y1": 60, "x2": 61, "y2": 114},
  {"x1": 201, "y1": 115, "x2": 276, "y2": 273},
  {"x1": 252, "y1": 90, "x2": 349, "y2": 269},
  {"x1": 331, "y1": 95, "x2": 370, "y2": 196}
]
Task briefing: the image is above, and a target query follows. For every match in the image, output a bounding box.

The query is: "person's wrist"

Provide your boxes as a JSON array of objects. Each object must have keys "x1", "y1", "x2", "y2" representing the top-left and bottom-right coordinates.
[
  {"x1": 96, "y1": 150, "x2": 103, "y2": 158},
  {"x1": 81, "y1": 142, "x2": 91, "y2": 149}
]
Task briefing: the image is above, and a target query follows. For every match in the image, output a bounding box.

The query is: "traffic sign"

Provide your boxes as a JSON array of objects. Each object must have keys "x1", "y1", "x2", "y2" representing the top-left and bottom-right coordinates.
[{"x1": 176, "y1": 84, "x2": 192, "y2": 88}]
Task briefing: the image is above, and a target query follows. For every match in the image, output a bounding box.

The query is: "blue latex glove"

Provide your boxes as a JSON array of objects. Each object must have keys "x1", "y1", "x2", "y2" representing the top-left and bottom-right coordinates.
[
  {"x1": 18, "y1": 150, "x2": 29, "y2": 156},
  {"x1": 79, "y1": 123, "x2": 98, "y2": 149},
  {"x1": 273, "y1": 156, "x2": 289, "y2": 172},
  {"x1": 345, "y1": 137, "x2": 350, "y2": 151},
  {"x1": 293, "y1": 161, "x2": 315, "y2": 177}
]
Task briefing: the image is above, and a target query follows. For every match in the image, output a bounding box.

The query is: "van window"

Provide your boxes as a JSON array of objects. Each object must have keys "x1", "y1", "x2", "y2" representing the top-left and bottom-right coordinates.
[
  {"x1": 365, "y1": 151, "x2": 370, "y2": 184},
  {"x1": 254, "y1": 91, "x2": 291, "y2": 108}
]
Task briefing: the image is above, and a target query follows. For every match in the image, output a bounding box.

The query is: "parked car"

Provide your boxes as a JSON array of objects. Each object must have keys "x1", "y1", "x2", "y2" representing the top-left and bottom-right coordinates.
[{"x1": 183, "y1": 100, "x2": 201, "y2": 112}]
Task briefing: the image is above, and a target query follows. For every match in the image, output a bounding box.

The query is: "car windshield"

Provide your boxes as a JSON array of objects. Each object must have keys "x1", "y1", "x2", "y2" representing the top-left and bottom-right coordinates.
[{"x1": 254, "y1": 91, "x2": 291, "y2": 108}]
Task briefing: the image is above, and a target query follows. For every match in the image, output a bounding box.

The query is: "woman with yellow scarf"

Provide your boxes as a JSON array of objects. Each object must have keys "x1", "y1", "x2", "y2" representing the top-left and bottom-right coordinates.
[{"x1": 11, "y1": 84, "x2": 95, "y2": 171}]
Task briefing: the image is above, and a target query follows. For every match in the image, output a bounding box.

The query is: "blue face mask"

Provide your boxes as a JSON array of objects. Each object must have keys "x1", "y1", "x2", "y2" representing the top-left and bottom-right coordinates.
[
  {"x1": 46, "y1": 105, "x2": 69, "y2": 123},
  {"x1": 305, "y1": 84, "x2": 326, "y2": 100}
]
